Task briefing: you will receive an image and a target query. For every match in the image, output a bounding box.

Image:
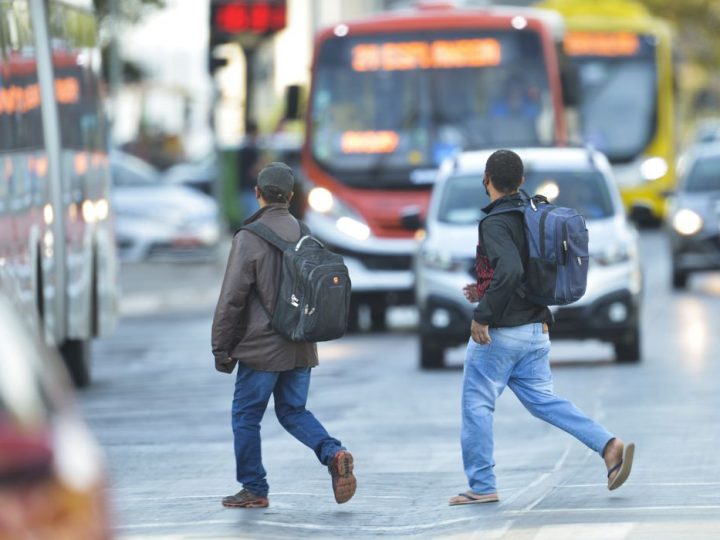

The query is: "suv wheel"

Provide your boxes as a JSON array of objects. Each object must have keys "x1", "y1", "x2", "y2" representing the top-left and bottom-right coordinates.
[
  {"x1": 614, "y1": 327, "x2": 641, "y2": 363},
  {"x1": 60, "y1": 339, "x2": 91, "y2": 387},
  {"x1": 672, "y1": 268, "x2": 688, "y2": 290},
  {"x1": 420, "y1": 336, "x2": 445, "y2": 369}
]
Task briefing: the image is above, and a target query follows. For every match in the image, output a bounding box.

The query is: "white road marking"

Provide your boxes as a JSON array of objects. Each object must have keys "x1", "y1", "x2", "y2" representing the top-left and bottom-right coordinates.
[
  {"x1": 531, "y1": 522, "x2": 634, "y2": 540},
  {"x1": 504, "y1": 504, "x2": 720, "y2": 515},
  {"x1": 558, "y1": 481, "x2": 720, "y2": 488},
  {"x1": 501, "y1": 443, "x2": 572, "y2": 508},
  {"x1": 120, "y1": 517, "x2": 514, "y2": 535},
  {"x1": 114, "y1": 492, "x2": 414, "y2": 502}
]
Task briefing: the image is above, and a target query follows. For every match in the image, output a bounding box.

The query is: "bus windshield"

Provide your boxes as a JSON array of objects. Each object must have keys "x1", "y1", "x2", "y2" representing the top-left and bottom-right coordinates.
[
  {"x1": 569, "y1": 33, "x2": 658, "y2": 163},
  {"x1": 311, "y1": 29, "x2": 555, "y2": 187}
]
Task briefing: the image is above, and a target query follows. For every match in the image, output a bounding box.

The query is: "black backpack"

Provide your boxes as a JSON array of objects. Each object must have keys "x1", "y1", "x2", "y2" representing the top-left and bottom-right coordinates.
[{"x1": 241, "y1": 221, "x2": 351, "y2": 343}]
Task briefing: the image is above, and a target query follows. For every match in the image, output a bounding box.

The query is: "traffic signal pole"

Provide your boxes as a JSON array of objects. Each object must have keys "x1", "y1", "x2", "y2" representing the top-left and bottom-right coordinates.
[{"x1": 242, "y1": 45, "x2": 256, "y2": 130}]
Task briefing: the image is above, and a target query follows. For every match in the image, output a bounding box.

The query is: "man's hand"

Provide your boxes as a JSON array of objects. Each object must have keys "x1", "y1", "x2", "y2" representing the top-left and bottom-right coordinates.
[
  {"x1": 463, "y1": 283, "x2": 479, "y2": 303},
  {"x1": 471, "y1": 320, "x2": 491, "y2": 344}
]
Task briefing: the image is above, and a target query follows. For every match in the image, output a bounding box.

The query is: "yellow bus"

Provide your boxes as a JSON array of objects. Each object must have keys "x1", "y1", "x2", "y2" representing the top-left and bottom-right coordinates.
[{"x1": 538, "y1": 0, "x2": 676, "y2": 222}]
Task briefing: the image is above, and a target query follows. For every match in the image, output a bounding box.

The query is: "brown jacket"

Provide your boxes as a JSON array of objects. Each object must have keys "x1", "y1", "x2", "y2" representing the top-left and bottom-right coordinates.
[{"x1": 211, "y1": 204, "x2": 319, "y2": 373}]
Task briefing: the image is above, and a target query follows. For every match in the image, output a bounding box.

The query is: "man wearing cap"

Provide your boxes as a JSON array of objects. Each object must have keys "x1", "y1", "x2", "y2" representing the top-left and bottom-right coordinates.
[{"x1": 212, "y1": 162, "x2": 356, "y2": 509}]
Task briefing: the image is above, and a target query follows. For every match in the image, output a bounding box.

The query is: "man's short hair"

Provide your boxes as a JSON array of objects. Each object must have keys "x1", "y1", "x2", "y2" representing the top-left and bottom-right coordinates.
[{"x1": 485, "y1": 149, "x2": 524, "y2": 194}]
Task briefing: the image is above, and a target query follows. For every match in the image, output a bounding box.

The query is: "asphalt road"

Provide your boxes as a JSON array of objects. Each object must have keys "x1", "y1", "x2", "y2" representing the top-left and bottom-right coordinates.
[{"x1": 79, "y1": 231, "x2": 720, "y2": 539}]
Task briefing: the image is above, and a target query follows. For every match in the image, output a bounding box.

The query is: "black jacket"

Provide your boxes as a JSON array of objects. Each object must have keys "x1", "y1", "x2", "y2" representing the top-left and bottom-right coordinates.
[{"x1": 473, "y1": 193, "x2": 552, "y2": 328}]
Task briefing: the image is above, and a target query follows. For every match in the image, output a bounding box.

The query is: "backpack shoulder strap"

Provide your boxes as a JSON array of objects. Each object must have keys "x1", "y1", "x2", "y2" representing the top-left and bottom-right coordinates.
[
  {"x1": 297, "y1": 219, "x2": 311, "y2": 237},
  {"x1": 240, "y1": 222, "x2": 293, "y2": 252}
]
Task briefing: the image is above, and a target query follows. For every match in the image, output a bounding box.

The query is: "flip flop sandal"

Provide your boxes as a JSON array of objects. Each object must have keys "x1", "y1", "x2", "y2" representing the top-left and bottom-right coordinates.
[
  {"x1": 448, "y1": 491, "x2": 499, "y2": 506},
  {"x1": 607, "y1": 442, "x2": 635, "y2": 491}
]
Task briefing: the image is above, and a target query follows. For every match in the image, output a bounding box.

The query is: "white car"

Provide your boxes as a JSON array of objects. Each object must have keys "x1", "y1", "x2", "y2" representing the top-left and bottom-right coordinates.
[
  {"x1": 110, "y1": 151, "x2": 220, "y2": 262},
  {"x1": 415, "y1": 147, "x2": 643, "y2": 368}
]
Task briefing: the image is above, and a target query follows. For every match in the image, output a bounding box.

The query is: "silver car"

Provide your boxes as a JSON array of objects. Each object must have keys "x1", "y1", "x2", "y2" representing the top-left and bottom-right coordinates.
[
  {"x1": 110, "y1": 151, "x2": 220, "y2": 262},
  {"x1": 667, "y1": 143, "x2": 720, "y2": 289},
  {"x1": 415, "y1": 147, "x2": 643, "y2": 368}
]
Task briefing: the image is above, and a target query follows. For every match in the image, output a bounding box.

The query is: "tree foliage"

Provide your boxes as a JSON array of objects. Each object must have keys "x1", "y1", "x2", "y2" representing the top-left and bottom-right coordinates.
[
  {"x1": 637, "y1": 0, "x2": 720, "y2": 69},
  {"x1": 93, "y1": 0, "x2": 166, "y2": 25}
]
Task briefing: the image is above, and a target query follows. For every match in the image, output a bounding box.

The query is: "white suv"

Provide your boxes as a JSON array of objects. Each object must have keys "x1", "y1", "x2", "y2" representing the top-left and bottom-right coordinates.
[{"x1": 414, "y1": 147, "x2": 643, "y2": 368}]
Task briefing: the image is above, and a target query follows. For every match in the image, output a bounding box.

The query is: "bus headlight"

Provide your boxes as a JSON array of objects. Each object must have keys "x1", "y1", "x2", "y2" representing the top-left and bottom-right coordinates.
[
  {"x1": 640, "y1": 157, "x2": 668, "y2": 181},
  {"x1": 336, "y1": 217, "x2": 370, "y2": 240},
  {"x1": 307, "y1": 186, "x2": 371, "y2": 241},
  {"x1": 308, "y1": 187, "x2": 334, "y2": 213},
  {"x1": 672, "y1": 209, "x2": 703, "y2": 236}
]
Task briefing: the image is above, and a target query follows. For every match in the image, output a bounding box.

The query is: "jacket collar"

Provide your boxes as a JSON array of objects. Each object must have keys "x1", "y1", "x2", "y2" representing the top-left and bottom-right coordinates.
[
  {"x1": 482, "y1": 192, "x2": 525, "y2": 215},
  {"x1": 243, "y1": 203, "x2": 289, "y2": 225}
]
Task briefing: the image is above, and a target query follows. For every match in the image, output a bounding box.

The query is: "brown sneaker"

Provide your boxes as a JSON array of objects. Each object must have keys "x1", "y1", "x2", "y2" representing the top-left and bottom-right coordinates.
[
  {"x1": 222, "y1": 488, "x2": 269, "y2": 508},
  {"x1": 328, "y1": 450, "x2": 356, "y2": 504}
]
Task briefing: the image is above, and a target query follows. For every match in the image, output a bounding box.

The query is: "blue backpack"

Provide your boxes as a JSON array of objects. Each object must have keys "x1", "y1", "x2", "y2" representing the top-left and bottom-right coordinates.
[{"x1": 481, "y1": 191, "x2": 589, "y2": 306}]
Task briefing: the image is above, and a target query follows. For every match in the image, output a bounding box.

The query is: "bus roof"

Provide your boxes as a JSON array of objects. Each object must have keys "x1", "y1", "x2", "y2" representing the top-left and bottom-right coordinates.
[
  {"x1": 537, "y1": 0, "x2": 671, "y2": 37},
  {"x1": 316, "y1": 5, "x2": 565, "y2": 43}
]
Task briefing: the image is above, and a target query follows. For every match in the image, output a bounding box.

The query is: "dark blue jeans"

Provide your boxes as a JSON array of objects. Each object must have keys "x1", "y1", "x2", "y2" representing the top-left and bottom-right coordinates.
[{"x1": 232, "y1": 364, "x2": 343, "y2": 497}]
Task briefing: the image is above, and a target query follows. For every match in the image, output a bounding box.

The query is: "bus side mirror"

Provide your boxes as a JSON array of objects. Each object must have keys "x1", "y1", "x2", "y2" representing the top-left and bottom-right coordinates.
[
  {"x1": 557, "y1": 46, "x2": 581, "y2": 108},
  {"x1": 401, "y1": 206, "x2": 424, "y2": 231},
  {"x1": 561, "y1": 63, "x2": 581, "y2": 108}
]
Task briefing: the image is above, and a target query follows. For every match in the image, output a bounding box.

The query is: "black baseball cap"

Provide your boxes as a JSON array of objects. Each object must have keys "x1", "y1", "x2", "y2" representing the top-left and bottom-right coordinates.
[{"x1": 257, "y1": 162, "x2": 294, "y2": 193}]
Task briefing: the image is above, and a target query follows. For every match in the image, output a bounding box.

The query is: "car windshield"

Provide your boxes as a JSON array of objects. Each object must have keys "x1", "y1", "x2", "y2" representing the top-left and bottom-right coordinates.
[
  {"x1": 438, "y1": 169, "x2": 614, "y2": 225},
  {"x1": 311, "y1": 29, "x2": 554, "y2": 187},
  {"x1": 685, "y1": 155, "x2": 720, "y2": 192},
  {"x1": 568, "y1": 34, "x2": 658, "y2": 163}
]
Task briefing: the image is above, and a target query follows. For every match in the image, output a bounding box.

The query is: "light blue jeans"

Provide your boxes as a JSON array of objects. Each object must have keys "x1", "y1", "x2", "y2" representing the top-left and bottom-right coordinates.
[{"x1": 461, "y1": 323, "x2": 614, "y2": 495}]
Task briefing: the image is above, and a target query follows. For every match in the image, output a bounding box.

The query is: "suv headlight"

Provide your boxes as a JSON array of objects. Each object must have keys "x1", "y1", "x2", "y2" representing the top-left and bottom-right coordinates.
[
  {"x1": 307, "y1": 186, "x2": 371, "y2": 241},
  {"x1": 672, "y1": 209, "x2": 703, "y2": 236},
  {"x1": 640, "y1": 156, "x2": 668, "y2": 181},
  {"x1": 593, "y1": 241, "x2": 631, "y2": 266},
  {"x1": 420, "y1": 247, "x2": 467, "y2": 272}
]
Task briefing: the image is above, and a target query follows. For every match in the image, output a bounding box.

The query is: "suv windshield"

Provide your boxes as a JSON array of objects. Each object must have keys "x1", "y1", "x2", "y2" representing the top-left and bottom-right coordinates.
[
  {"x1": 438, "y1": 169, "x2": 614, "y2": 225},
  {"x1": 685, "y1": 155, "x2": 720, "y2": 192},
  {"x1": 568, "y1": 33, "x2": 658, "y2": 163},
  {"x1": 311, "y1": 29, "x2": 554, "y2": 187}
]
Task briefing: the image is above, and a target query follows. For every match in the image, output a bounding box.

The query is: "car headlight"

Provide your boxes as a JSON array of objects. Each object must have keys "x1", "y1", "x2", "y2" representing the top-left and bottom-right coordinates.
[
  {"x1": 640, "y1": 156, "x2": 668, "y2": 181},
  {"x1": 593, "y1": 241, "x2": 632, "y2": 266},
  {"x1": 307, "y1": 186, "x2": 371, "y2": 241},
  {"x1": 672, "y1": 209, "x2": 703, "y2": 236},
  {"x1": 420, "y1": 247, "x2": 466, "y2": 272}
]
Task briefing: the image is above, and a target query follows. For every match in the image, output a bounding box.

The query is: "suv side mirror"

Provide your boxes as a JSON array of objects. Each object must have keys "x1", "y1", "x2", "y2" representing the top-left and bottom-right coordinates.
[{"x1": 400, "y1": 206, "x2": 424, "y2": 231}]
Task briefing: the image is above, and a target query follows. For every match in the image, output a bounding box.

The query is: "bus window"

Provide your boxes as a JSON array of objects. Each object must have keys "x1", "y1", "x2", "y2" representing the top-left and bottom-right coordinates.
[{"x1": 0, "y1": 5, "x2": 45, "y2": 153}]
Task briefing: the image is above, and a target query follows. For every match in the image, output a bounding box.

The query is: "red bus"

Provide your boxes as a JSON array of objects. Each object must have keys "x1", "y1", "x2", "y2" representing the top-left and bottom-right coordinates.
[{"x1": 302, "y1": 4, "x2": 573, "y2": 329}]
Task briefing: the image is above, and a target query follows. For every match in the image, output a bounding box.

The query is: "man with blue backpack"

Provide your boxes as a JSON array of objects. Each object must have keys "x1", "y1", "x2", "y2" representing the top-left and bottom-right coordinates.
[{"x1": 449, "y1": 149, "x2": 634, "y2": 506}]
